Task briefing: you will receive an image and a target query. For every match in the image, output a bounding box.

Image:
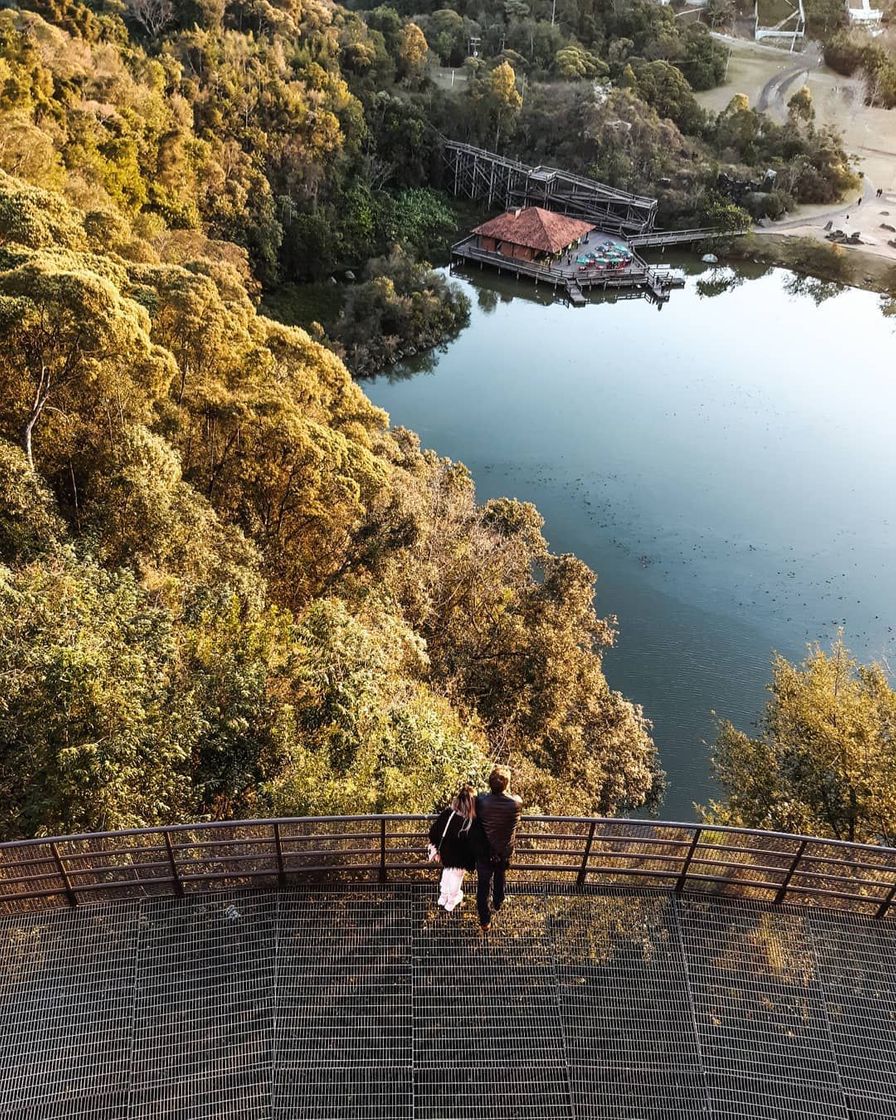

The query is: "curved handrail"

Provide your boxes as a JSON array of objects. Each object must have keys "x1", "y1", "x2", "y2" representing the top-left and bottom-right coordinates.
[{"x1": 1, "y1": 815, "x2": 895, "y2": 918}]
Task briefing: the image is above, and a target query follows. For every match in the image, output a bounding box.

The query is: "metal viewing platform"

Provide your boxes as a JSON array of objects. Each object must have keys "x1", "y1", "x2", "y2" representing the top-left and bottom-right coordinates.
[{"x1": 1, "y1": 816, "x2": 895, "y2": 1119}]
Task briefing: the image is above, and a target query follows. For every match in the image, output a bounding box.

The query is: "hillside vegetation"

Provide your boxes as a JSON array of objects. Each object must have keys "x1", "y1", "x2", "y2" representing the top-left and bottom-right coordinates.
[{"x1": 0, "y1": 160, "x2": 660, "y2": 837}]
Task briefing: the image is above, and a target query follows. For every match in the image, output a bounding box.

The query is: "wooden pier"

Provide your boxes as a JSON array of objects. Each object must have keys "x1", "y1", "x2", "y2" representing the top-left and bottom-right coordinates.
[
  {"x1": 566, "y1": 281, "x2": 586, "y2": 306},
  {"x1": 450, "y1": 236, "x2": 684, "y2": 307}
]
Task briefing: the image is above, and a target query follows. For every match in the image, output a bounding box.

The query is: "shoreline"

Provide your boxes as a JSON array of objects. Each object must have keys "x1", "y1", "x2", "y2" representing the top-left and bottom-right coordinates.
[{"x1": 722, "y1": 231, "x2": 896, "y2": 296}]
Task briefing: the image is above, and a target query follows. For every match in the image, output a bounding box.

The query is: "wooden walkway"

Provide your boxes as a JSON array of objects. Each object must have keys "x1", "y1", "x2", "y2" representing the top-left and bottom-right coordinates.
[
  {"x1": 443, "y1": 141, "x2": 658, "y2": 236},
  {"x1": 441, "y1": 141, "x2": 743, "y2": 251},
  {"x1": 566, "y1": 281, "x2": 586, "y2": 306},
  {"x1": 629, "y1": 227, "x2": 732, "y2": 248}
]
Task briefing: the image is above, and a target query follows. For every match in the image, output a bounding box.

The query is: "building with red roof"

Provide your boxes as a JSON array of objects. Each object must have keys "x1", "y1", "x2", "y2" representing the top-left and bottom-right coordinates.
[{"x1": 471, "y1": 206, "x2": 595, "y2": 262}]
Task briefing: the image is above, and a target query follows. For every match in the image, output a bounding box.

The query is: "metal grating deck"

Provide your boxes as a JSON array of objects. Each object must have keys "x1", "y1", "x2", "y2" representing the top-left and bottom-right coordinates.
[{"x1": 0, "y1": 886, "x2": 894, "y2": 1119}]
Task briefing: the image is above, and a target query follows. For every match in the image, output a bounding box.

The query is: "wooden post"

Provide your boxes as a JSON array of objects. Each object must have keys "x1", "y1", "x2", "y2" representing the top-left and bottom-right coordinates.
[
  {"x1": 875, "y1": 878, "x2": 896, "y2": 919},
  {"x1": 577, "y1": 821, "x2": 597, "y2": 888},
  {"x1": 774, "y1": 839, "x2": 807, "y2": 905}
]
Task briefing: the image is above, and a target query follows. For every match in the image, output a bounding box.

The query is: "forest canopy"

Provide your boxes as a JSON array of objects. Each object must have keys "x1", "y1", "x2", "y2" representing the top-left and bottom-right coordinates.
[{"x1": 0, "y1": 163, "x2": 659, "y2": 838}]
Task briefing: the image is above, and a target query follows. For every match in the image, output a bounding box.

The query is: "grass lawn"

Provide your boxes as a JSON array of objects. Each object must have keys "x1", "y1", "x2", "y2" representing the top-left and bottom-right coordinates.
[{"x1": 756, "y1": 0, "x2": 801, "y2": 27}]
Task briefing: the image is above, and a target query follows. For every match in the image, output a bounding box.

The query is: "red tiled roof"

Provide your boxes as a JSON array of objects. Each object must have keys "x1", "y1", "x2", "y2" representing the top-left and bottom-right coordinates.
[{"x1": 472, "y1": 207, "x2": 594, "y2": 253}]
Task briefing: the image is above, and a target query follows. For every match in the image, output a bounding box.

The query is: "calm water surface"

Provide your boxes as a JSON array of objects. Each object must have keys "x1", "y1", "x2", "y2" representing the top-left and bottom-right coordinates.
[{"x1": 361, "y1": 262, "x2": 896, "y2": 819}]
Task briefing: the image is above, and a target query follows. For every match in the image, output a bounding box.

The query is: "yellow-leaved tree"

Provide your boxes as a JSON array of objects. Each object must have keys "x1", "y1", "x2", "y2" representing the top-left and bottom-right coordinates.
[{"x1": 706, "y1": 641, "x2": 896, "y2": 844}]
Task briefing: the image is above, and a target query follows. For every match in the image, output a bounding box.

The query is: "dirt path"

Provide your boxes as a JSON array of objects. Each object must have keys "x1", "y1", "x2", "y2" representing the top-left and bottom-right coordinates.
[
  {"x1": 771, "y1": 179, "x2": 875, "y2": 229},
  {"x1": 695, "y1": 36, "x2": 800, "y2": 113},
  {"x1": 754, "y1": 43, "x2": 822, "y2": 112},
  {"x1": 752, "y1": 189, "x2": 896, "y2": 282}
]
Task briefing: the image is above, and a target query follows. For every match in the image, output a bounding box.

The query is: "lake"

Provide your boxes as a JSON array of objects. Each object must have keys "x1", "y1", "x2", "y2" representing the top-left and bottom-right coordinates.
[{"x1": 361, "y1": 260, "x2": 896, "y2": 820}]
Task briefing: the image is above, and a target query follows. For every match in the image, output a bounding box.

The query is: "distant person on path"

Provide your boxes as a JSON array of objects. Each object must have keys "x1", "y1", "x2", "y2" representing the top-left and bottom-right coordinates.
[
  {"x1": 429, "y1": 786, "x2": 477, "y2": 912},
  {"x1": 473, "y1": 767, "x2": 522, "y2": 931}
]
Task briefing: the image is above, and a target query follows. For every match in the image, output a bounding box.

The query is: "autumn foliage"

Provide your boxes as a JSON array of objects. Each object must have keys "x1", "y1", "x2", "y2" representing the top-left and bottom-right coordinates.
[{"x1": 0, "y1": 164, "x2": 659, "y2": 837}]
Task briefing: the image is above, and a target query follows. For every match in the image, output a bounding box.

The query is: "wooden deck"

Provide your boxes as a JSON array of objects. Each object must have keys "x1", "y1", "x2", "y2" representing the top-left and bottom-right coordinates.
[{"x1": 450, "y1": 236, "x2": 685, "y2": 306}]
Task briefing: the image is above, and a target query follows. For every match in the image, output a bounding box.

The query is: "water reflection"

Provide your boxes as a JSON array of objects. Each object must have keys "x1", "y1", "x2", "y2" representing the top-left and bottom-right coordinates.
[
  {"x1": 477, "y1": 287, "x2": 500, "y2": 314},
  {"x1": 696, "y1": 268, "x2": 745, "y2": 300},
  {"x1": 781, "y1": 273, "x2": 847, "y2": 305}
]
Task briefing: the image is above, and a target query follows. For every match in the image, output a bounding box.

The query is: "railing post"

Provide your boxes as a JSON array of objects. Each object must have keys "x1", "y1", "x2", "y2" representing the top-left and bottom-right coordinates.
[
  {"x1": 273, "y1": 822, "x2": 286, "y2": 888},
  {"x1": 577, "y1": 821, "x2": 597, "y2": 888},
  {"x1": 378, "y1": 817, "x2": 388, "y2": 884},
  {"x1": 163, "y1": 830, "x2": 184, "y2": 898},
  {"x1": 675, "y1": 827, "x2": 702, "y2": 895},
  {"x1": 774, "y1": 838, "x2": 807, "y2": 905},
  {"x1": 875, "y1": 878, "x2": 896, "y2": 920},
  {"x1": 50, "y1": 842, "x2": 77, "y2": 908}
]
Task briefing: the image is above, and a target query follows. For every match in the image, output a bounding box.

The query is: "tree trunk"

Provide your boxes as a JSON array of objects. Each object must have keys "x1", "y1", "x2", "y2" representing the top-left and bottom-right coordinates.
[
  {"x1": 21, "y1": 416, "x2": 36, "y2": 470},
  {"x1": 21, "y1": 365, "x2": 51, "y2": 470}
]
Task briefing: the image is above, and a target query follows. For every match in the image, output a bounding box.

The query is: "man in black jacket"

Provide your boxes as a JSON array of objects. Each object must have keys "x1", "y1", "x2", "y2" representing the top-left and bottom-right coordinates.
[{"x1": 474, "y1": 766, "x2": 522, "y2": 931}]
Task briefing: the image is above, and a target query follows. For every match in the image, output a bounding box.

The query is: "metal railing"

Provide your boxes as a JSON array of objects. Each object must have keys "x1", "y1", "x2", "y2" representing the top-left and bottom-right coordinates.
[{"x1": 2, "y1": 816, "x2": 896, "y2": 918}]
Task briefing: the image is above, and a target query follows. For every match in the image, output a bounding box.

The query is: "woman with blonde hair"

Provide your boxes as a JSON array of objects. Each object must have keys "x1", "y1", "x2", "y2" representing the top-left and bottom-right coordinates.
[{"x1": 428, "y1": 785, "x2": 477, "y2": 912}]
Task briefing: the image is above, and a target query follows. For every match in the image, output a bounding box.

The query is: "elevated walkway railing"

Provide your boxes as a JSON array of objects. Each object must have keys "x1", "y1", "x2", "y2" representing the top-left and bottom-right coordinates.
[
  {"x1": 628, "y1": 228, "x2": 730, "y2": 247},
  {"x1": 443, "y1": 141, "x2": 657, "y2": 208},
  {"x1": 2, "y1": 817, "x2": 896, "y2": 918}
]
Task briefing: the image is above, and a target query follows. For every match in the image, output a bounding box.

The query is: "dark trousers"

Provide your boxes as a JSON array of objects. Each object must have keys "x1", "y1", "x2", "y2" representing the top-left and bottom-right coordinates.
[{"x1": 476, "y1": 860, "x2": 508, "y2": 925}]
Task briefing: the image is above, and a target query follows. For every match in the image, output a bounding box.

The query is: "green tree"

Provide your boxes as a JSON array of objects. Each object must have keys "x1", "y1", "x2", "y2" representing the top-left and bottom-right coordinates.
[
  {"x1": 334, "y1": 247, "x2": 471, "y2": 375},
  {"x1": 422, "y1": 8, "x2": 466, "y2": 66},
  {"x1": 397, "y1": 21, "x2": 429, "y2": 82},
  {"x1": 0, "y1": 438, "x2": 66, "y2": 562},
  {"x1": 0, "y1": 252, "x2": 174, "y2": 469},
  {"x1": 265, "y1": 599, "x2": 490, "y2": 815},
  {"x1": 469, "y1": 60, "x2": 523, "y2": 150},
  {"x1": 629, "y1": 59, "x2": 705, "y2": 134},
  {"x1": 788, "y1": 84, "x2": 815, "y2": 124},
  {"x1": 553, "y1": 44, "x2": 607, "y2": 80},
  {"x1": 0, "y1": 554, "x2": 196, "y2": 837},
  {"x1": 706, "y1": 642, "x2": 896, "y2": 844},
  {"x1": 824, "y1": 29, "x2": 868, "y2": 75}
]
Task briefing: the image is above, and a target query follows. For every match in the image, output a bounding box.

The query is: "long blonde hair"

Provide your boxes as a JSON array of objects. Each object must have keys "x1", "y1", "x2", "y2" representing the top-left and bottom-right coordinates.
[{"x1": 451, "y1": 785, "x2": 476, "y2": 831}]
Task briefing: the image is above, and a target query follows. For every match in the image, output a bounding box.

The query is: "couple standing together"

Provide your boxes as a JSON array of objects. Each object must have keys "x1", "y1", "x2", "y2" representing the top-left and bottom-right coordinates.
[{"x1": 427, "y1": 766, "x2": 522, "y2": 931}]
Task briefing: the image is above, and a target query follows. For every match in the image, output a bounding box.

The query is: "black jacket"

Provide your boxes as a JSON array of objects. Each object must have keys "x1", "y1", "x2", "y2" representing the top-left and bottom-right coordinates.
[
  {"x1": 474, "y1": 791, "x2": 522, "y2": 864},
  {"x1": 428, "y1": 808, "x2": 476, "y2": 871}
]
